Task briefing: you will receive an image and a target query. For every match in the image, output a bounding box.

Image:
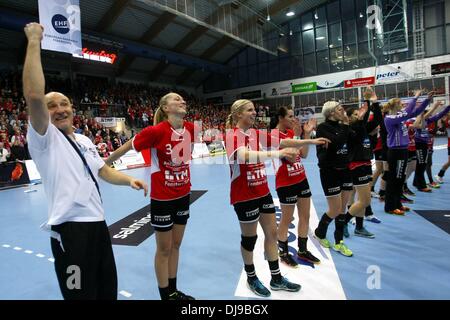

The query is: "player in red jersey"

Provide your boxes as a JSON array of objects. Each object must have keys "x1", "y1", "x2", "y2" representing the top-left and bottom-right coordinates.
[
  {"x1": 224, "y1": 99, "x2": 329, "y2": 297},
  {"x1": 106, "y1": 92, "x2": 198, "y2": 300},
  {"x1": 270, "y1": 106, "x2": 320, "y2": 267}
]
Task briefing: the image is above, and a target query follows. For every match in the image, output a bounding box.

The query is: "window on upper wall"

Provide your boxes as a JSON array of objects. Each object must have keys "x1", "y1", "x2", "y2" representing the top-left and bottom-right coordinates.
[
  {"x1": 327, "y1": 1, "x2": 341, "y2": 24},
  {"x1": 290, "y1": 17, "x2": 302, "y2": 33},
  {"x1": 315, "y1": 26, "x2": 328, "y2": 51},
  {"x1": 279, "y1": 57, "x2": 291, "y2": 80},
  {"x1": 303, "y1": 53, "x2": 317, "y2": 76},
  {"x1": 258, "y1": 50, "x2": 268, "y2": 63},
  {"x1": 424, "y1": 2, "x2": 445, "y2": 28},
  {"x1": 341, "y1": 0, "x2": 355, "y2": 21},
  {"x1": 291, "y1": 55, "x2": 303, "y2": 78},
  {"x1": 268, "y1": 60, "x2": 279, "y2": 82},
  {"x1": 314, "y1": 6, "x2": 327, "y2": 27},
  {"x1": 291, "y1": 33, "x2": 302, "y2": 55},
  {"x1": 358, "y1": 42, "x2": 375, "y2": 68},
  {"x1": 258, "y1": 62, "x2": 268, "y2": 84},
  {"x1": 446, "y1": 0, "x2": 450, "y2": 23},
  {"x1": 342, "y1": 19, "x2": 356, "y2": 44},
  {"x1": 317, "y1": 50, "x2": 330, "y2": 74},
  {"x1": 231, "y1": 68, "x2": 239, "y2": 89},
  {"x1": 328, "y1": 22, "x2": 342, "y2": 49},
  {"x1": 330, "y1": 47, "x2": 344, "y2": 72},
  {"x1": 343, "y1": 44, "x2": 357, "y2": 70},
  {"x1": 302, "y1": 11, "x2": 314, "y2": 31},
  {"x1": 447, "y1": 25, "x2": 450, "y2": 53},
  {"x1": 425, "y1": 26, "x2": 445, "y2": 56},
  {"x1": 247, "y1": 47, "x2": 257, "y2": 64},
  {"x1": 238, "y1": 49, "x2": 247, "y2": 66},
  {"x1": 302, "y1": 29, "x2": 315, "y2": 53},
  {"x1": 357, "y1": 17, "x2": 368, "y2": 42},
  {"x1": 239, "y1": 67, "x2": 249, "y2": 87},
  {"x1": 248, "y1": 64, "x2": 258, "y2": 85}
]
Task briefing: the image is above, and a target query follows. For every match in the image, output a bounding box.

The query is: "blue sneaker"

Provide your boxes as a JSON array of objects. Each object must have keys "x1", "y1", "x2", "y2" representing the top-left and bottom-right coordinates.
[
  {"x1": 247, "y1": 277, "x2": 271, "y2": 297},
  {"x1": 365, "y1": 215, "x2": 381, "y2": 224},
  {"x1": 354, "y1": 227, "x2": 375, "y2": 239},
  {"x1": 270, "y1": 276, "x2": 301, "y2": 292},
  {"x1": 343, "y1": 224, "x2": 350, "y2": 238}
]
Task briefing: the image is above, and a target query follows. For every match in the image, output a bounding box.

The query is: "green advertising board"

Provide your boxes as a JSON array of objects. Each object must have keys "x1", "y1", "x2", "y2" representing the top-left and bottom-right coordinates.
[{"x1": 292, "y1": 82, "x2": 317, "y2": 93}]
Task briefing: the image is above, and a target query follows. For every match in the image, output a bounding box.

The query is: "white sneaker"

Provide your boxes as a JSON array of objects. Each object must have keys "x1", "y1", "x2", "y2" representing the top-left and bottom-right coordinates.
[
  {"x1": 350, "y1": 217, "x2": 356, "y2": 225},
  {"x1": 435, "y1": 175, "x2": 444, "y2": 184}
]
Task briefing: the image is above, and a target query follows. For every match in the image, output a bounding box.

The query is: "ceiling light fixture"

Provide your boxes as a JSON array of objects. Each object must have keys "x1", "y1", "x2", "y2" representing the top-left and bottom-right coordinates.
[{"x1": 286, "y1": 10, "x2": 295, "y2": 17}]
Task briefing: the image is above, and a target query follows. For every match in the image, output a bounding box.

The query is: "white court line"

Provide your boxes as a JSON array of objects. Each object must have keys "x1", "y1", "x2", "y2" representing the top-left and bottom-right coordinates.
[
  {"x1": 119, "y1": 290, "x2": 132, "y2": 298},
  {"x1": 2, "y1": 243, "x2": 135, "y2": 298},
  {"x1": 234, "y1": 199, "x2": 347, "y2": 300}
]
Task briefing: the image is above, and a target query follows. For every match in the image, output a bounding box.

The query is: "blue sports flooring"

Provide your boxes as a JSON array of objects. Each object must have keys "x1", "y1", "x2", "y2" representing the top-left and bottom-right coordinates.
[{"x1": 1, "y1": 137, "x2": 450, "y2": 300}]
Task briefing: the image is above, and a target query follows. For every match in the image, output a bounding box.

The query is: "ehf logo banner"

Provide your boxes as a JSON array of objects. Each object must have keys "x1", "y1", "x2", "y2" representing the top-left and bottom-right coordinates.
[{"x1": 38, "y1": 0, "x2": 82, "y2": 55}]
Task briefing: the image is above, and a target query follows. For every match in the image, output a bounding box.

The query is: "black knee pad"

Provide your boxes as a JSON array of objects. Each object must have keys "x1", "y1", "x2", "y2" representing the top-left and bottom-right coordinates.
[{"x1": 241, "y1": 235, "x2": 258, "y2": 252}]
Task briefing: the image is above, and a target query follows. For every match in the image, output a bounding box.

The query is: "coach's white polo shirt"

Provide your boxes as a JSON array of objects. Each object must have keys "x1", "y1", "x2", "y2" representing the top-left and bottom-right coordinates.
[{"x1": 27, "y1": 121, "x2": 105, "y2": 226}]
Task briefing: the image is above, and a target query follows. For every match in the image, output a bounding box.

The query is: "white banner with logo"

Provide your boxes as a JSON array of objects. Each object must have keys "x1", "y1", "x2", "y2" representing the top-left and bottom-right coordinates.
[
  {"x1": 111, "y1": 150, "x2": 146, "y2": 171},
  {"x1": 38, "y1": 0, "x2": 82, "y2": 55},
  {"x1": 94, "y1": 117, "x2": 125, "y2": 127},
  {"x1": 375, "y1": 65, "x2": 412, "y2": 83},
  {"x1": 265, "y1": 84, "x2": 292, "y2": 97}
]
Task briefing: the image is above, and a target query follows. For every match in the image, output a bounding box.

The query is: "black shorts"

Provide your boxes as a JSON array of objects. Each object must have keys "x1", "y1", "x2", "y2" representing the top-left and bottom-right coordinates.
[
  {"x1": 374, "y1": 149, "x2": 387, "y2": 161},
  {"x1": 150, "y1": 195, "x2": 190, "y2": 232},
  {"x1": 351, "y1": 165, "x2": 372, "y2": 186},
  {"x1": 276, "y1": 179, "x2": 312, "y2": 205},
  {"x1": 233, "y1": 194, "x2": 276, "y2": 223},
  {"x1": 408, "y1": 150, "x2": 417, "y2": 162},
  {"x1": 319, "y1": 168, "x2": 353, "y2": 197},
  {"x1": 447, "y1": 147, "x2": 450, "y2": 156}
]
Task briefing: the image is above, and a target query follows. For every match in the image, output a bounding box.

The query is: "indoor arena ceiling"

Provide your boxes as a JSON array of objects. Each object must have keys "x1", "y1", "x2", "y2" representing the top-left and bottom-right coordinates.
[{"x1": 0, "y1": 0, "x2": 328, "y2": 88}]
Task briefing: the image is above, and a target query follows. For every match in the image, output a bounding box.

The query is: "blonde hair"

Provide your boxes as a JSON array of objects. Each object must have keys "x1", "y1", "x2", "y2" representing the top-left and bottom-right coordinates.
[
  {"x1": 153, "y1": 92, "x2": 177, "y2": 125},
  {"x1": 322, "y1": 101, "x2": 340, "y2": 119},
  {"x1": 382, "y1": 98, "x2": 401, "y2": 114},
  {"x1": 226, "y1": 99, "x2": 253, "y2": 129}
]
